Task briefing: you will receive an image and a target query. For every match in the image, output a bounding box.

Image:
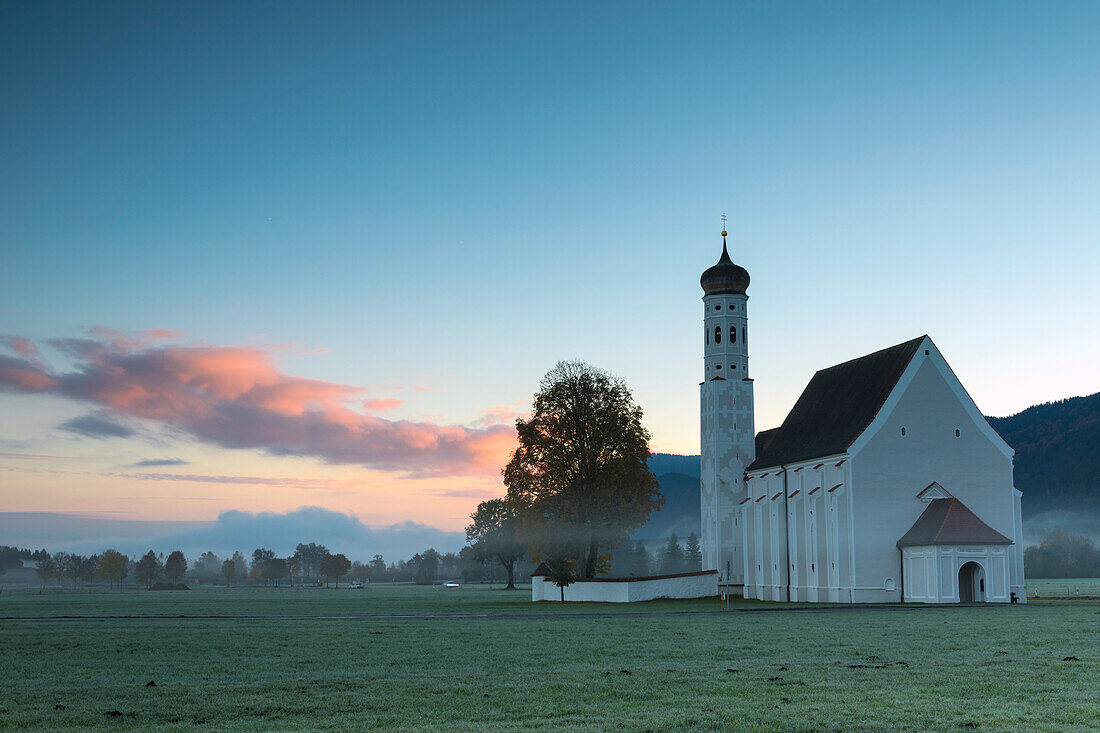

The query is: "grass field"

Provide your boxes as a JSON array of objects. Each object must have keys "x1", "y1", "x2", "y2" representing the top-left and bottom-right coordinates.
[
  {"x1": 1, "y1": 586, "x2": 1098, "y2": 732},
  {"x1": 1026, "y1": 578, "x2": 1100, "y2": 597}
]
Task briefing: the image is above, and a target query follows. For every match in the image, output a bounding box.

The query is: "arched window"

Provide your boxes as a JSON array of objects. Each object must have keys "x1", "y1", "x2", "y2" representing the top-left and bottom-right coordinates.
[
  {"x1": 714, "y1": 326, "x2": 721, "y2": 344},
  {"x1": 730, "y1": 325, "x2": 736, "y2": 343},
  {"x1": 955, "y1": 428, "x2": 961, "y2": 438},
  {"x1": 705, "y1": 327, "x2": 709, "y2": 345},
  {"x1": 901, "y1": 427, "x2": 907, "y2": 437},
  {"x1": 743, "y1": 325, "x2": 747, "y2": 344}
]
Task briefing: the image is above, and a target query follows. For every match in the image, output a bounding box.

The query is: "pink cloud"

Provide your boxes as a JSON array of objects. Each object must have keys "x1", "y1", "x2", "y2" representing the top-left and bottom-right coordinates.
[
  {"x1": 472, "y1": 401, "x2": 530, "y2": 427},
  {"x1": 0, "y1": 333, "x2": 517, "y2": 477},
  {"x1": 138, "y1": 328, "x2": 186, "y2": 341},
  {"x1": 364, "y1": 398, "x2": 403, "y2": 412},
  {"x1": 3, "y1": 336, "x2": 38, "y2": 358}
]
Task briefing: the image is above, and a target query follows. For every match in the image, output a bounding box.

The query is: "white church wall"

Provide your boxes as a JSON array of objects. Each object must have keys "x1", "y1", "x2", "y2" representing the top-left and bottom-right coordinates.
[
  {"x1": 851, "y1": 346, "x2": 1018, "y2": 601},
  {"x1": 746, "y1": 455, "x2": 857, "y2": 602},
  {"x1": 531, "y1": 571, "x2": 719, "y2": 603}
]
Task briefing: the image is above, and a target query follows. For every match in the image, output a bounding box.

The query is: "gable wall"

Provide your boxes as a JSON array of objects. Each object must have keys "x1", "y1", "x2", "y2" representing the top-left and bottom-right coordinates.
[{"x1": 851, "y1": 356, "x2": 1017, "y2": 599}]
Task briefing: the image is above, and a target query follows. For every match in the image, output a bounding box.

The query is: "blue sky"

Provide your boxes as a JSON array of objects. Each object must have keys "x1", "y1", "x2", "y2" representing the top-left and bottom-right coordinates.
[{"x1": 1, "y1": 2, "x2": 1097, "y2": 531}]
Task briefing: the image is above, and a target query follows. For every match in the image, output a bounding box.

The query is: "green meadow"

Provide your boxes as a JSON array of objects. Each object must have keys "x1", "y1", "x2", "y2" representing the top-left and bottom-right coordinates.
[{"x1": 1, "y1": 585, "x2": 1097, "y2": 732}]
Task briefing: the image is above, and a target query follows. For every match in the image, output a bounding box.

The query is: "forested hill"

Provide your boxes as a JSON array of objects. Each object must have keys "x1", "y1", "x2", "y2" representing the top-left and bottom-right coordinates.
[
  {"x1": 640, "y1": 391, "x2": 1100, "y2": 538},
  {"x1": 987, "y1": 392, "x2": 1100, "y2": 516}
]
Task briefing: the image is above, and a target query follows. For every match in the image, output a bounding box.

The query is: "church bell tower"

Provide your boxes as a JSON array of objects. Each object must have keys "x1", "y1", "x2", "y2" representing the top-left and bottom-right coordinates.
[{"x1": 699, "y1": 225, "x2": 755, "y2": 588}]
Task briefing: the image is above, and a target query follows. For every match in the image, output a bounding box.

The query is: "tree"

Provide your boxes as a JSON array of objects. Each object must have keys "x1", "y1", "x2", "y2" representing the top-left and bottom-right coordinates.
[
  {"x1": 135, "y1": 550, "x2": 161, "y2": 588},
  {"x1": 78, "y1": 555, "x2": 100, "y2": 584},
  {"x1": 51, "y1": 552, "x2": 68, "y2": 586},
  {"x1": 98, "y1": 550, "x2": 127, "y2": 588},
  {"x1": 231, "y1": 551, "x2": 249, "y2": 581},
  {"x1": 194, "y1": 552, "x2": 222, "y2": 583},
  {"x1": 369, "y1": 554, "x2": 387, "y2": 580},
  {"x1": 35, "y1": 555, "x2": 56, "y2": 592},
  {"x1": 411, "y1": 549, "x2": 440, "y2": 585},
  {"x1": 504, "y1": 361, "x2": 663, "y2": 579},
  {"x1": 0, "y1": 546, "x2": 22, "y2": 578},
  {"x1": 320, "y1": 553, "x2": 352, "y2": 587},
  {"x1": 466, "y1": 498, "x2": 526, "y2": 589},
  {"x1": 1025, "y1": 532, "x2": 1100, "y2": 578},
  {"x1": 164, "y1": 550, "x2": 187, "y2": 583},
  {"x1": 293, "y1": 543, "x2": 328, "y2": 582},
  {"x1": 684, "y1": 533, "x2": 702, "y2": 572},
  {"x1": 351, "y1": 561, "x2": 372, "y2": 582},
  {"x1": 545, "y1": 555, "x2": 576, "y2": 602},
  {"x1": 252, "y1": 548, "x2": 275, "y2": 584},
  {"x1": 263, "y1": 558, "x2": 289, "y2": 587},
  {"x1": 61, "y1": 553, "x2": 83, "y2": 587},
  {"x1": 660, "y1": 534, "x2": 684, "y2": 574},
  {"x1": 287, "y1": 555, "x2": 303, "y2": 585},
  {"x1": 221, "y1": 559, "x2": 236, "y2": 586}
]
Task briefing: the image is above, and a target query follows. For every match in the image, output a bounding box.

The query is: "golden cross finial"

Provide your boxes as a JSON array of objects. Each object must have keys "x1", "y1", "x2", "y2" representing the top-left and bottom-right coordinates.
[{"x1": 721, "y1": 213, "x2": 727, "y2": 238}]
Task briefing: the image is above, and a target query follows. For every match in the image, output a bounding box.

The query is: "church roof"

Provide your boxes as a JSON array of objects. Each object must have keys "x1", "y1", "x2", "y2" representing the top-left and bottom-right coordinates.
[
  {"x1": 746, "y1": 336, "x2": 926, "y2": 471},
  {"x1": 755, "y1": 428, "x2": 779, "y2": 458},
  {"x1": 897, "y1": 498, "x2": 1013, "y2": 547},
  {"x1": 531, "y1": 562, "x2": 552, "y2": 577},
  {"x1": 700, "y1": 239, "x2": 750, "y2": 295}
]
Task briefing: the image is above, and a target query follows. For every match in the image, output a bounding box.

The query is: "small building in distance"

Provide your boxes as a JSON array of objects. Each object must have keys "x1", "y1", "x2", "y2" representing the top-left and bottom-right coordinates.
[{"x1": 699, "y1": 232, "x2": 1025, "y2": 604}]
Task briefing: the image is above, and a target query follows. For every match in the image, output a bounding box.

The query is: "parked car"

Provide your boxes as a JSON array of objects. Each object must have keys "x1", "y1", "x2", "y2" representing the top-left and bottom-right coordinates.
[{"x1": 348, "y1": 581, "x2": 364, "y2": 589}]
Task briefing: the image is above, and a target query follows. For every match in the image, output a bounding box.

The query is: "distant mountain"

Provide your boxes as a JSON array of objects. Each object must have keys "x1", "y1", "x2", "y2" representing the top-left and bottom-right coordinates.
[
  {"x1": 634, "y1": 469, "x2": 699, "y2": 540},
  {"x1": 988, "y1": 392, "x2": 1100, "y2": 517},
  {"x1": 639, "y1": 392, "x2": 1100, "y2": 539},
  {"x1": 634, "y1": 455, "x2": 701, "y2": 540},
  {"x1": 647, "y1": 454, "x2": 701, "y2": 478}
]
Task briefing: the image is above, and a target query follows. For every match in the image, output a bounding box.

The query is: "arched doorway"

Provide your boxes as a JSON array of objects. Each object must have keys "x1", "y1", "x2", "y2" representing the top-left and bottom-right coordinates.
[{"x1": 958, "y1": 562, "x2": 985, "y2": 602}]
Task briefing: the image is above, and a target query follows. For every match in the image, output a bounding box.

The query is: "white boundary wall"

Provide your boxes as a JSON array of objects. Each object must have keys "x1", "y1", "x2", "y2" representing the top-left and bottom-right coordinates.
[{"x1": 532, "y1": 570, "x2": 719, "y2": 603}]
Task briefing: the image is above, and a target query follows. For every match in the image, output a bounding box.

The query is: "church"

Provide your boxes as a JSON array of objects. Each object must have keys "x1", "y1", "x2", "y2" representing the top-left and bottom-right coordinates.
[{"x1": 698, "y1": 232, "x2": 1025, "y2": 604}]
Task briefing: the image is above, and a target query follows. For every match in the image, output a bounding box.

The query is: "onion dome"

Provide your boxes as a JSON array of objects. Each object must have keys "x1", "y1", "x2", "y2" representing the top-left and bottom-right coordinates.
[{"x1": 700, "y1": 232, "x2": 750, "y2": 295}]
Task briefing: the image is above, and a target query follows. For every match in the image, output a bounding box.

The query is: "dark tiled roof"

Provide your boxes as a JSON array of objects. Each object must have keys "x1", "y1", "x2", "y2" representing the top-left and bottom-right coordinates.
[
  {"x1": 754, "y1": 428, "x2": 779, "y2": 459},
  {"x1": 531, "y1": 562, "x2": 552, "y2": 577},
  {"x1": 897, "y1": 498, "x2": 1012, "y2": 547},
  {"x1": 746, "y1": 336, "x2": 926, "y2": 471}
]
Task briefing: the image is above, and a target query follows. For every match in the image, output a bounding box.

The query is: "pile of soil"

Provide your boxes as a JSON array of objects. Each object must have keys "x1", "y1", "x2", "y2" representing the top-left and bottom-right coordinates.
[{"x1": 148, "y1": 582, "x2": 190, "y2": 591}]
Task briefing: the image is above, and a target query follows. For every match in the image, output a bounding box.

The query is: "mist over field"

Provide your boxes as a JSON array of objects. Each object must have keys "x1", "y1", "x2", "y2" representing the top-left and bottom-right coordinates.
[{"x1": 0, "y1": 507, "x2": 465, "y2": 560}]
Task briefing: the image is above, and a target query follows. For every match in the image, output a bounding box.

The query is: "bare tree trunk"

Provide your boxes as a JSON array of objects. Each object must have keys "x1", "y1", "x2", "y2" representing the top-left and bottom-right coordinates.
[{"x1": 504, "y1": 559, "x2": 515, "y2": 590}]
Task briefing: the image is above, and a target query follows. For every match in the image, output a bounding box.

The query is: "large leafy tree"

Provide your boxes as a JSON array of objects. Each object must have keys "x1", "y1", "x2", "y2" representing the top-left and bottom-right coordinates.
[
  {"x1": 135, "y1": 550, "x2": 161, "y2": 588},
  {"x1": 264, "y1": 558, "x2": 290, "y2": 587},
  {"x1": 320, "y1": 553, "x2": 351, "y2": 587},
  {"x1": 466, "y1": 498, "x2": 526, "y2": 589},
  {"x1": 369, "y1": 554, "x2": 387, "y2": 579},
  {"x1": 411, "y1": 549, "x2": 440, "y2": 585},
  {"x1": 221, "y1": 559, "x2": 236, "y2": 586},
  {"x1": 35, "y1": 555, "x2": 56, "y2": 591},
  {"x1": 164, "y1": 550, "x2": 187, "y2": 583},
  {"x1": 98, "y1": 549, "x2": 127, "y2": 588},
  {"x1": 252, "y1": 548, "x2": 275, "y2": 584},
  {"x1": 504, "y1": 361, "x2": 663, "y2": 579},
  {"x1": 230, "y1": 551, "x2": 249, "y2": 581},
  {"x1": 293, "y1": 543, "x2": 329, "y2": 582}
]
